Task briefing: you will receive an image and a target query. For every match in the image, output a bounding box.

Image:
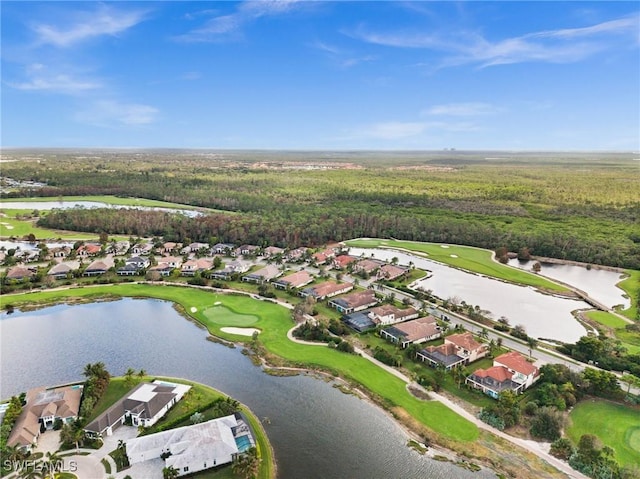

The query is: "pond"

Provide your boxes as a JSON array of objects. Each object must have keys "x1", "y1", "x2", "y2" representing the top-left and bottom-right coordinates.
[
  {"x1": 507, "y1": 259, "x2": 630, "y2": 310},
  {"x1": 0, "y1": 201, "x2": 202, "y2": 218},
  {"x1": 349, "y1": 247, "x2": 590, "y2": 343},
  {"x1": 0, "y1": 299, "x2": 495, "y2": 479}
]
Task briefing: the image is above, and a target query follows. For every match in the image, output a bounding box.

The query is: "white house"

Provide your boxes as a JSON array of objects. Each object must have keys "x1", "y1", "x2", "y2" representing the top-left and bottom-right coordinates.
[
  {"x1": 126, "y1": 415, "x2": 241, "y2": 477},
  {"x1": 367, "y1": 305, "x2": 419, "y2": 326}
]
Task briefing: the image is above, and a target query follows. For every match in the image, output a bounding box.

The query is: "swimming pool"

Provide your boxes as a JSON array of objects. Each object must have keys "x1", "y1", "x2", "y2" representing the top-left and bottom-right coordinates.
[{"x1": 235, "y1": 434, "x2": 253, "y2": 452}]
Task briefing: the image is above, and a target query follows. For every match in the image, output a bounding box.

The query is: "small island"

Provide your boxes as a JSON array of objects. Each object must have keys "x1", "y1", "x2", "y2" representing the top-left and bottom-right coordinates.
[{"x1": 1, "y1": 364, "x2": 274, "y2": 479}]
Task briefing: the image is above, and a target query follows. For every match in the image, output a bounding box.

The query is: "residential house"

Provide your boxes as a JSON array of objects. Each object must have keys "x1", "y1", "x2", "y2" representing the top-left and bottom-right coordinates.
[
  {"x1": 272, "y1": 270, "x2": 313, "y2": 290},
  {"x1": 285, "y1": 247, "x2": 308, "y2": 262},
  {"x1": 342, "y1": 311, "x2": 377, "y2": 333},
  {"x1": 126, "y1": 415, "x2": 244, "y2": 477},
  {"x1": 84, "y1": 260, "x2": 110, "y2": 276},
  {"x1": 328, "y1": 289, "x2": 378, "y2": 314},
  {"x1": 5, "y1": 266, "x2": 36, "y2": 281},
  {"x1": 185, "y1": 242, "x2": 210, "y2": 254},
  {"x1": 235, "y1": 245, "x2": 260, "y2": 257},
  {"x1": 353, "y1": 258, "x2": 383, "y2": 275},
  {"x1": 130, "y1": 243, "x2": 154, "y2": 256},
  {"x1": 368, "y1": 305, "x2": 419, "y2": 326},
  {"x1": 117, "y1": 256, "x2": 150, "y2": 276},
  {"x1": 466, "y1": 351, "x2": 540, "y2": 399},
  {"x1": 376, "y1": 264, "x2": 409, "y2": 281},
  {"x1": 85, "y1": 381, "x2": 191, "y2": 437},
  {"x1": 332, "y1": 255, "x2": 358, "y2": 270},
  {"x1": 212, "y1": 243, "x2": 235, "y2": 255},
  {"x1": 380, "y1": 316, "x2": 441, "y2": 348},
  {"x1": 148, "y1": 256, "x2": 182, "y2": 277},
  {"x1": 300, "y1": 281, "x2": 354, "y2": 300},
  {"x1": 181, "y1": 258, "x2": 214, "y2": 276},
  {"x1": 163, "y1": 242, "x2": 181, "y2": 254},
  {"x1": 107, "y1": 241, "x2": 130, "y2": 255},
  {"x1": 50, "y1": 246, "x2": 71, "y2": 258},
  {"x1": 208, "y1": 260, "x2": 251, "y2": 280},
  {"x1": 76, "y1": 244, "x2": 101, "y2": 257},
  {"x1": 47, "y1": 261, "x2": 78, "y2": 280},
  {"x1": 312, "y1": 248, "x2": 336, "y2": 265},
  {"x1": 8, "y1": 385, "x2": 83, "y2": 450},
  {"x1": 262, "y1": 246, "x2": 284, "y2": 258},
  {"x1": 242, "y1": 264, "x2": 282, "y2": 283},
  {"x1": 417, "y1": 332, "x2": 489, "y2": 370}
]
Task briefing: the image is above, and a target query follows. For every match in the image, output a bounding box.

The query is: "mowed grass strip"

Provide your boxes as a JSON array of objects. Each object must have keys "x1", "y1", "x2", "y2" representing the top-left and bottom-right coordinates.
[
  {"x1": 5, "y1": 284, "x2": 479, "y2": 443},
  {"x1": 585, "y1": 311, "x2": 629, "y2": 329},
  {"x1": 0, "y1": 209, "x2": 101, "y2": 240},
  {"x1": 346, "y1": 238, "x2": 568, "y2": 292},
  {"x1": 202, "y1": 305, "x2": 258, "y2": 326},
  {"x1": 618, "y1": 270, "x2": 640, "y2": 321},
  {"x1": 566, "y1": 400, "x2": 640, "y2": 466}
]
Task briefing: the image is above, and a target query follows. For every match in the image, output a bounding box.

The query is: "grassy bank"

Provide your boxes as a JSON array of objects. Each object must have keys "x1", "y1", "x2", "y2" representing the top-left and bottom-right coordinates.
[
  {"x1": 584, "y1": 311, "x2": 640, "y2": 355},
  {"x1": 566, "y1": 399, "x2": 640, "y2": 467},
  {"x1": 346, "y1": 238, "x2": 569, "y2": 293},
  {"x1": 0, "y1": 208, "x2": 101, "y2": 240},
  {"x1": 618, "y1": 270, "x2": 640, "y2": 321}
]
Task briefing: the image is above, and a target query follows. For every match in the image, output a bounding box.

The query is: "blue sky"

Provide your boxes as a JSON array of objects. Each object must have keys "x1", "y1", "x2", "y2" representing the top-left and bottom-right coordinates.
[{"x1": 2, "y1": 1, "x2": 639, "y2": 150}]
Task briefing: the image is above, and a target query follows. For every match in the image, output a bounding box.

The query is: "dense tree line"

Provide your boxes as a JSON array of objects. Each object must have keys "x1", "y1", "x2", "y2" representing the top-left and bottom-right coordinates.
[
  {"x1": 4, "y1": 155, "x2": 640, "y2": 269},
  {"x1": 558, "y1": 336, "x2": 640, "y2": 377}
]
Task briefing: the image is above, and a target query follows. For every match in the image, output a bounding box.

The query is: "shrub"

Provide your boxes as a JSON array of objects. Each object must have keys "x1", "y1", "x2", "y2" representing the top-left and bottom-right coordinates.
[
  {"x1": 524, "y1": 401, "x2": 539, "y2": 416},
  {"x1": 550, "y1": 438, "x2": 574, "y2": 461},
  {"x1": 336, "y1": 340, "x2": 355, "y2": 354}
]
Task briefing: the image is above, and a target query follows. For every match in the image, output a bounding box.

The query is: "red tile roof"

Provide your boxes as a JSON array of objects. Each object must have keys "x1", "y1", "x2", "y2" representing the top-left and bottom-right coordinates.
[
  {"x1": 445, "y1": 332, "x2": 486, "y2": 352},
  {"x1": 495, "y1": 351, "x2": 539, "y2": 377},
  {"x1": 474, "y1": 365, "x2": 512, "y2": 382}
]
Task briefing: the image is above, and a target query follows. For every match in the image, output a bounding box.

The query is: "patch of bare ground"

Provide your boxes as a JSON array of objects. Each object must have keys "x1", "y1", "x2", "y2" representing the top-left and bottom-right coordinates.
[
  {"x1": 390, "y1": 408, "x2": 566, "y2": 479},
  {"x1": 407, "y1": 384, "x2": 431, "y2": 401}
]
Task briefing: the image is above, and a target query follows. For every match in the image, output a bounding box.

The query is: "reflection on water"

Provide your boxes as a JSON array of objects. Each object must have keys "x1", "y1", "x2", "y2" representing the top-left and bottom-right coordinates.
[
  {"x1": 507, "y1": 259, "x2": 629, "y2": 309},
  {"x1": 349, "y1": 247, "x2": 589, "y2": 343},
  {"x1": 0, "y1": 299, "x2": 495, "y2": 479}
]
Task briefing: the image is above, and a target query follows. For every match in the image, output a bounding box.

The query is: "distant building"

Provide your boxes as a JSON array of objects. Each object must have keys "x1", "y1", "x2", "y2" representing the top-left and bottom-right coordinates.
[
  {"x1": 300, "y1": 281, "x2": 353, "y2": 300},
  {"x1": 242, "y1": 264, "x2": 282, "y2": 283},
  {"x1": 367, "y1": 305, "x2": 419, "y2": 326},
  {"x1": 417, "y1": 332, "x2": 489, "y2": 370},
  {"x1": 273, "y1": 270, "x2": 313, "y2": 290},
  {"x1": 380, "y1": 316, "x2": 441, "y2": 348},
  {"x1": 328, "y1": 290, "x2": 378, "y2": 314},
  {"x1": 466, "y1": 351, "x2": 541, "y2": 398}
]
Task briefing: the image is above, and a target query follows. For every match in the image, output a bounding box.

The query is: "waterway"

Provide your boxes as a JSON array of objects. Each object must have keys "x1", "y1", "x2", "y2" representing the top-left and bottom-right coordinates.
[
  {"x1": 0, "y1": 200, "x2": 201, "y2": 218},
  {"x1": 0, "y1": 299, "x2": 495, "y2": 479},
  {"x1": 507, "y1": 259, "x2": 630, "y2": 310},
  {"x1": 349, "y1": 247, "x2": 590, "y2": 343}
]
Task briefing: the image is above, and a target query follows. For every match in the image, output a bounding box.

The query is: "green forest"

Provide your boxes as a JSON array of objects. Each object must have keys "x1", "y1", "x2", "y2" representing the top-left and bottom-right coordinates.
[{"x1": 2, "y1": 150, "x2": 639, "y2": 268}]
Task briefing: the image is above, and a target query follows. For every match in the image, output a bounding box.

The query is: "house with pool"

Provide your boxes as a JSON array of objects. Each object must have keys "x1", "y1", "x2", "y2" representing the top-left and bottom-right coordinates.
[{"x1": 125, "y1": 414, "x2": 256, "y2": 477}]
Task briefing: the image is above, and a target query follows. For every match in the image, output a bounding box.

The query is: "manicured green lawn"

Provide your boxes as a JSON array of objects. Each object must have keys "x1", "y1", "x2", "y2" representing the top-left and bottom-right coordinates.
[
  {"x1": 202, "y1": 305, "x2": 259, "y2": 327},
  {"x1": 4, "y1": 284, "x2": 479, "y2": 443},
  {"x1": 618, "y1": 270, "x2": 640, "y2": 321},
  {"x1": 346, "y1": 238, "x2": 568, "y2": 292},
  {"x1": 85, "y1": 377, "x2": 137, "y2": 423},
  {"x1": 0, "y1": 209, "x2": 100, "y2": 240},
  {"x1": 584, "y1": 311, "x2": 640, "y2": 355},
  {"x1": 566, "y1": 400, "x2": 640, "y2": 466},
  {"x1": 585, "y1": 311, "x2": 629, "y2": 329}
]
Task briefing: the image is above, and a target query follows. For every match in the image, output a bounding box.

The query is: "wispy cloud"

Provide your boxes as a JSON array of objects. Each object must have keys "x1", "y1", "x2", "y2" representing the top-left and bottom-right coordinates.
[
  {"x1": 7, "y1": 63, "x2": 101, "y2": 94},
  {"x1": 349, "y1": 13, "x2": 639, "y2": 68},
  {"x1": 76, "y1": 100, "x2": 159, "y2": 127},
  {"x1": 310, "y1": 40, "x2": 375, "y2": 68},
  {"x1": 32, "y1": 5, "x2": 147, "y2": 47},
  {"x1": 424, "y1": 102, "x2": 503, "y2": 116},
  {"x1": 175, "y1": 0, "x2": 304, "y2": 42}
]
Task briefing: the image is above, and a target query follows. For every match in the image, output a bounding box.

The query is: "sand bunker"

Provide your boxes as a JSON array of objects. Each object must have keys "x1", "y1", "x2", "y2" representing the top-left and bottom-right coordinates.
[
  {"x1": 440, "y1": 245, "x2": 449, "y2": 248},
  {"x1": 450, "y1": 254, "x2": 458, "y2": 258},
  {"x1": 214, "y1": 301, "x2": 222, "y2": 306},
  {"x1": 221, "y1": 327, "x2": 260, "y2": 336},
  {"x1": 190, "y1": 307, "x2": 197, "y2": 313}
]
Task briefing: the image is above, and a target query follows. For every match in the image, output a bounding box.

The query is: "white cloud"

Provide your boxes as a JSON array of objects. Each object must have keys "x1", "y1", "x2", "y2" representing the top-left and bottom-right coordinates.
[
  {"x1": 349, "y1": 13, "x2": 640, "y2": 68},
  {"x1": 33, "y1": 5, "x2": 147, "y2": 47},
  {"x1": 174, "y1": 0, "x2": 305, "y2": 42},
  {"x1": 349, "y1": 119, "x2": 479, "y2": 140},
  {"x1": 310, "y1": 40, "x2": 375, "y2": 68},
  {"x1": 8, "y1": 64, "x2": 101, "y2": 94},
  {"x1": 77, "y1": 100, "x2": 159, "y2": 126},
  {"x1": 424, "y1": 102, "x2": 502, "y2": 116}
]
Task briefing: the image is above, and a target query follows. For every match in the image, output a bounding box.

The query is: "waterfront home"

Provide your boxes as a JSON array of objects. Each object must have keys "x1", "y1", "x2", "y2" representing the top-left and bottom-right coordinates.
[
  {"x1": 77, "y1": 244, "x2": 101, "y2": 257},
  {"x1": 300, "y1": 281, "x2": 354, "y2": 300},
  {"x1": 47, "y1": 261, "x2": 78, "y2": 279},
  {"x1": 272, "y1": 270, "x2": 313, "y2": 290},
  {"x1": 376, "y1": 264, "x2": 408, "y2": 281},
  {"x1": 157, "y1": 256, "x2": 183, "y2": 269},
  {"x1": 83, "y1": 260, "x2": 110, "y2": 276},
  {"x1": 242, "y1": 264, "x2": 282, "y2": 283},
  {"x1": 208, "y1": 260, "x2": 251, "y2": 280},
  {"x1": 380, "y1": 316, "x2": 441, "y2": 348},
  {"x1": 353, "y1": 258, "x2": 383, "y2": 275},
  {"x1": 50, "y1": 246, "x2": 71, "y2": 258},
  {"x1": 368, "y1": 305, "x2": 419, "y2": 326},
  {"x1": 342, "y1": 311, "x2": 377, "y2": 332},
  {"x1": 126, "y1": 415, "x2": 243, "y2": 476},
  {"x1": 8, "y1": 385, "x2": 83, "y2": 450},
  {"x1": 328, "y1": 289, "x2": 378, "y2": 314},
  {"x1": 5, "y1": 265, "x2": 36, "y2": 281},
  {"x1": 332, "y1": 255, "x2": 358, "y2": 270},
  {"x1": 181, "y1": 258, "x2": 214, "y2": 276},
  {"x1": 467, "y1": 351, "x2": 541, "y2": 398},
  {"x1": 85, "y1": 381, "x2": 191, "y2": 437},
  {"x1": 117, "y1": 256, "x2": 150, "y2": 276},
  {"x1": 417, "y1": 332, "x2": 489, "y2": 370}
]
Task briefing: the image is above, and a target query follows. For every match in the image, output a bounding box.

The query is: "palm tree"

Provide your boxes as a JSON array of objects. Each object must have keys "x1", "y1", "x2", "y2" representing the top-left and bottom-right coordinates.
[
  {"x1": 451, "y1": 364, "x2": 467, "y2": 389},
  {"x1": 162, "y1": 466, "x2": 179, "y2": 479},
  {"x1": 137, "y1": 368, "x2": 146, "y2": 378},
  {"x1": 527, "y1": 337, "x2": 538, "y2": 357},
  {"x1": 232, "y1": 447, "x2": 260, "y2": 479}
]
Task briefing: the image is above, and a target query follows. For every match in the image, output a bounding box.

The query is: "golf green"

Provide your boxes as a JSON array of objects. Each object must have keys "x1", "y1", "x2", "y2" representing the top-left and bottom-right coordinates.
[{"x1": 202, "y1": 304, "x2": 259, "y2": 326}]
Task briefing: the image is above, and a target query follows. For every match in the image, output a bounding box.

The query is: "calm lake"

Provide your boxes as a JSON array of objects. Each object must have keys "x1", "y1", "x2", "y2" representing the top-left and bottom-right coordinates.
[
  {"x1": 0, "y1": 299, "x2": 495, "y2": 479},
  {"x1": 349, "y1": 247, "x2": 590, "y2": 343}
]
